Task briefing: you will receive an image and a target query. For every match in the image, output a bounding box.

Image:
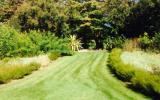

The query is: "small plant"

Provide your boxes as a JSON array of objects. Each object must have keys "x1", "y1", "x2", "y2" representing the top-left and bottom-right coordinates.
[
  {"x1": 88, "y1": 40, "x2": 96, "y2": 50},
  {"x1": 2, "y1": 57, "x2": 11, "y2": 63},
  {"x1": 152, "y1": 66, "x2": 160, "y2": 75},
  {"x1": 103, "y1": 36, "x2": 124, "y2": 51},
  {"x1": 48, "y1": 51, "x2": 61, "y2": 61},
  {"x1": 138, "y1": 32, "x2": 152, "y2": 50},
  {"x1": 69, "y1": 35, "x2": 82, "y2": 51},
  {"x1": 123, "y1": 38, "x2": 139, "y2": 52},
  {"x1": 152, "y1": 32, "x2": 160, "y2": 50}
]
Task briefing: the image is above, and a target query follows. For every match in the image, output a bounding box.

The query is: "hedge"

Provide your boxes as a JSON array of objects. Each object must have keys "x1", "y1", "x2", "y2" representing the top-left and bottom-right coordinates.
[{"x1": 108, "y1": 48, "x2": 160, "y2": 98}]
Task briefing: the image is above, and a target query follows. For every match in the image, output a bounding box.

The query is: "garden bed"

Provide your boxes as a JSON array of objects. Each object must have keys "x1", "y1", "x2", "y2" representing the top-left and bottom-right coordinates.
[
  {"x1": 121, "y1": 51, "x2": 160, "y2": 72},
  {"x1": 108, "y1": 49, "x2": 160, "y2": 99}
]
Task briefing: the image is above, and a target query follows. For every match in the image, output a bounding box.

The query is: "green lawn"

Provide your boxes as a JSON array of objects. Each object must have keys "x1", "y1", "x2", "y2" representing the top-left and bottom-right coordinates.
[{"x1": 0, "y1": 51, "x2": 149, "y2": 100}]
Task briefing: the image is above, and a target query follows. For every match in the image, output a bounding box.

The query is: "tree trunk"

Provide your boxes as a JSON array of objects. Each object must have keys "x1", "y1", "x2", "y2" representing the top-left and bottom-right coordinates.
[{"x1": 95, "y1": 38, "x2": 103, "y2": 49}]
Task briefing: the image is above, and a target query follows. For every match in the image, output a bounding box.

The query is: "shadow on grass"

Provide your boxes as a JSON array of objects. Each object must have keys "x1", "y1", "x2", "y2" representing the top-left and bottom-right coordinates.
[
  {"x1": 107, "y1": 64, "x2": 159, "y2": 100},
  {"x1": 127, "y1": 84, "x2": 160, "y2": 100}
]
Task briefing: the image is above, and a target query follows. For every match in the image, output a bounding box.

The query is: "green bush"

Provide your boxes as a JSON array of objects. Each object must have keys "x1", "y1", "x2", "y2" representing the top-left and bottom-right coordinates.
[
  {"x1": 152, "y1": 32, "x2": 160, "y2": 50},
  {"x1": 103, "y1": 36, "x2": 124, "y2": 50},
  {"x1": 0, "y1": 25, "x2": 36, "y2": 58},
  {"x1": 108, "y1": 48, "x2": 160, "y2": 97},
  {"x1": 0, "y1": 25, "x2": 72, "y2": 59},
  {"x1": 138, "y1": 32, "x2": 160, "y2": 52},
  {"x1": 88, "y1": 40, "x2": 96, "y2": 50},
  {"x1": 48, "y1": 49, "x2": 73, "y2": 61},
  {"x1": 60, "y1": 50, "x2": 73, "y2": 56},
  {"x1": 48, "y1": 51, "x2": 61, "y2": 61},
  {"x1": 0, "y1": 62, "x2": 40, "y2": 84},
  {"x1": 138, "y1": 32, "x2": 152, "y2": 50},
  {"x1": 152, "y1": 66, "x2": 160, "y2": 75}
]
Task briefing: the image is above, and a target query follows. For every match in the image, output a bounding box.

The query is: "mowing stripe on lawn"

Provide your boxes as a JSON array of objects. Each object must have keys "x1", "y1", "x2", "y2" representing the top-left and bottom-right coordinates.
[{"x1": 0, "y1": 51, "x2": 150, "y2": 100}]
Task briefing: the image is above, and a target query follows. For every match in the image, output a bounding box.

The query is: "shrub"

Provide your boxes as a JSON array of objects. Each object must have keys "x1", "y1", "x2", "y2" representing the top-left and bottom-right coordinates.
[
  {"x1": 136, "y1": 32, "x2": 160, "y2": 52},
  {"x1": 152, "y1": 32, "x2": 160, "y2": 50},
  {"x1": 138, "y1": 32, "x2": 160, "y2": 52},
  {"x1": 88, "y1": 40, "x2": 96, "y2": 50},
  {"x1": 48, "y1": 51, "x2": 61, "y2": 61},
  {"x1": 0, "y1": 25, "x2": 37, "y2": 58},
  {"x1": 0, "y1": 25, "x2": 72, "y2": 59},
  {"x1": 48, "y1": 49, "x2": 73, "y2": 61},
  {"x1": 151, "y1": 66, "x2": 160, "y2": 76},
  {"x1": 108, "y1": 48, "x2": 135, "y2": 81},
  {"x1": 103, "y1": 36, "x2": 124, "y2": 51},
  {"x1": 138, "y1": 32, "x2": 152, "y2": 50},
  {"x1": 108, "y1": 48, "x2": 160, "y2": 97},
  {"x1": 2, "y1": 57, "x2": 11, "y2": 63},
  {"x1": 0, "y1": 25, "x2": 19, "y2": 58},
  {"x1": 123, "y1": 39, "x2": 139, "y2": 52},
  {"x1": 0, "y1": 62, "x2": 40, "y2": 84},
  {"x1": 69, "y1": 35, "x2": 82, "y2": 51},
  {"x1": 60, "y1": 50, "x2": 73, "y2": 56}
]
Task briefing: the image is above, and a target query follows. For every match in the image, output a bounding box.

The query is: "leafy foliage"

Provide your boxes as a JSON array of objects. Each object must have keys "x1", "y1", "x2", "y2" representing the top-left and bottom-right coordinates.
[
  {"x1": 0, "y1": 25, "x2": 71, "y2": 59},
  {"x1": 138, "y1": 32, "x2": 160, "y2": 51},
  {"x1": 69, "y1": 35, "x2": 82, "y2": 51},
  {"x1": 123, "y1": 0, "x2": 160, "y2": 37},
  {"x1": 138, "y1": 32, "x2": 152, "y2": 50},
  {"x1": 152, "y1": 32, "x2": 160, "y2": 50},
  {"x1": 103, "y1": 35, "x2": 124, "y2": 50},
  {"x1": 48, "y1": 51, "x2": 61, "y2": 61},
  {"x1": 0, "y1": 0, "x2": 23, "y2": 22},
  {"x1": 1, "y1": 0, "x2": 160, "y2": 51},
  {"x1": 4, "y1": 0, "x2": 132, "y2": 49},
  {"x1": 105, "y1": 0, "x2": 131, "y2": 32}
]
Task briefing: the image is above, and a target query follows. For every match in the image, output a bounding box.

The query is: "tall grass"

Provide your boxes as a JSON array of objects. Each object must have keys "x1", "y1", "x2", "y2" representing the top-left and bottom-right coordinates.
[
  {"x1": 123, "y1": 38, "x2": 140, "y2": 52},
  {"x1": 0, "y1": 62, "x2": 40, "y2": 84}
]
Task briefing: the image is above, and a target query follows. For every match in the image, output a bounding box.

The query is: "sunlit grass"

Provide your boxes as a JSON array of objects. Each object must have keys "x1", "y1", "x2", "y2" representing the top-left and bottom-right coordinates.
[
  {"x1": 0, "y1": 51, "x2": 149, "y2": 100},
  {"x1": 0, "y1": 62, "x2": 40, "y2": 84}
]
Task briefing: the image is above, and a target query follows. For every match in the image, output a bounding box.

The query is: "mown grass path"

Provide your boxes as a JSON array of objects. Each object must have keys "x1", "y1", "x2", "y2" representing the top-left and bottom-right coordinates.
[{"x1": 0, "y1": 51, "x2": 149, "y2": 100}]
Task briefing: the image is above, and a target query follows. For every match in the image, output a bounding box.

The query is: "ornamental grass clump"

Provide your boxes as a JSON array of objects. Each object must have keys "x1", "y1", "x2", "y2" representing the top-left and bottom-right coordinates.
[{"x1": 0, "y1": 62, "x2": 40, "y2": 84}]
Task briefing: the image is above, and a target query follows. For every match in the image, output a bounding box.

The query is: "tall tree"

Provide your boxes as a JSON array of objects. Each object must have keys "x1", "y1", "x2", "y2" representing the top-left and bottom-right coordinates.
[{"x1": 123, "y1": 0, "x2": 160, "y2": 37}]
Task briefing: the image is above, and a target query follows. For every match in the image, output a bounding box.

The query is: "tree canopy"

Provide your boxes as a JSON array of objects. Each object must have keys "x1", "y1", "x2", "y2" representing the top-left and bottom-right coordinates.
[{"x1": 1, "y1": 0, "x2": 160, "y2": 49}]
